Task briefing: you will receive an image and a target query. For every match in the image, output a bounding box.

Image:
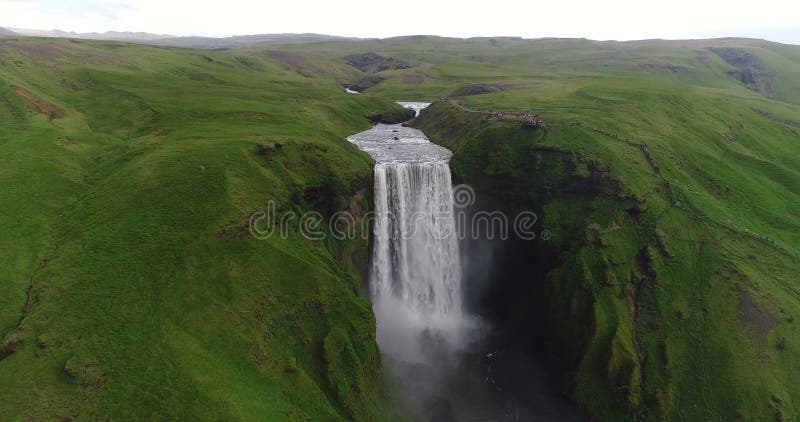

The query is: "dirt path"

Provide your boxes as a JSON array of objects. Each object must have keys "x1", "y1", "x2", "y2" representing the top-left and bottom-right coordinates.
[{"x1": 445, "y1": 98, "x2": 542, "y2": 125}]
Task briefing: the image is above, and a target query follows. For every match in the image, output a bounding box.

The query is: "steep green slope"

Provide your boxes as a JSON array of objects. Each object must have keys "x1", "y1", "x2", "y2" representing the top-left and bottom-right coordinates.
[
  {"x1": 413, "y1": 76, "x2": 800, "y2": 420},
  {"x1": 0, "y1": 38, "x2": 406, "y2": 420}
]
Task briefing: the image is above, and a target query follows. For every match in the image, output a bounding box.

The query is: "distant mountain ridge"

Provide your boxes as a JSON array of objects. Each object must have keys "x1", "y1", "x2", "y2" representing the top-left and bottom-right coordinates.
[
  {"x1": 7, "y1": 28, "x2": 357, "y2": 48},
  {"x1": 9, "y1": 28, "x2": 175, "y2": 41},
  {"x1": 144, "y1": 33, "x2": 359, "y2": 48},
  {"x1": 5, "y1": 27, "x2": 800, "y2": 49}
]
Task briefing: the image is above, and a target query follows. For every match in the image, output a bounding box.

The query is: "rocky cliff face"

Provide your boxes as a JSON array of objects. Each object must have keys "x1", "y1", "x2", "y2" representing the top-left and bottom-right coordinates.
[{"x1": 345, "y1": 52, "x2": 411, "y2": 73}]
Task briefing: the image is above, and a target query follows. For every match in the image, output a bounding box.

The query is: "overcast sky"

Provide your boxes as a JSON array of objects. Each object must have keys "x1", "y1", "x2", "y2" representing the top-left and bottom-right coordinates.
[{"x1": 2, "y1": 0, "x2": 799, "y2": 44}]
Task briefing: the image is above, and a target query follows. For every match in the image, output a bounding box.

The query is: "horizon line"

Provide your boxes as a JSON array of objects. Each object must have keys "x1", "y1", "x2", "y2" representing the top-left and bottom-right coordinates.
[{"x1": 2, "y1": 26, "x2": 798, "y2": 46}]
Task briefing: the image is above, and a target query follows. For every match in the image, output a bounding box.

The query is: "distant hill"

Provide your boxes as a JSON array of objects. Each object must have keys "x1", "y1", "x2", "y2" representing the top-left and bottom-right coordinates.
[
  {"x1": 0, "y1": 27, "x2": 16, "y2": 36},
  {"x1": 143, "y1": 33, "x2": 358, "y2": 48},
  {"x1": 9, "y1": 28, "x2": 356, "y2": 48},
  {"x1": 9, "y1": 28, "x2": 175, "y2": 42}
]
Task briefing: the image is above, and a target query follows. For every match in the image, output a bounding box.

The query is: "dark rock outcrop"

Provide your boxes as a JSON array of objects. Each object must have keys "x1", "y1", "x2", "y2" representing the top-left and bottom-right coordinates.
[
  {"x1": 345, "y1": 52, "x2": 411, "y2": 73},
  {"x1": 368, "y1": 108, "x2": 416, "y2": 125},
  {"x1": 709, "y1": 47, "x2": 776, "y2": 97},
  {"x1": 346, "y1": 75, "x2": 386, "y2": 92},
  {"x1": 449, "y1": 84, "x2": 504, "y2": 97}
]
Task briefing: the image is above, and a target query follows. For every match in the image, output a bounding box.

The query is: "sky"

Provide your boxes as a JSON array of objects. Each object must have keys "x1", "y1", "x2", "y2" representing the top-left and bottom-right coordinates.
[{"x1": 1, "y1": 0, "x2": 799, "y2": 44}]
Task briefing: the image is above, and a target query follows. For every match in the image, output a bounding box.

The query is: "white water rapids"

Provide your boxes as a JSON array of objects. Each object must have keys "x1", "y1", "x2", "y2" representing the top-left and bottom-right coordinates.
[{"x1": 348, "y1": 102, "x2": 468, "y2": 364}]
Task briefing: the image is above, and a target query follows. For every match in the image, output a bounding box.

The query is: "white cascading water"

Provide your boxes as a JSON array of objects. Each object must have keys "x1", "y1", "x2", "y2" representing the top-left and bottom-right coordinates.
[
  {"x1": 372, "y1": 161, "x2": 462, "y2": 315},
  {"x1": 349, "y1": 102, "x2": 467, "y2": 364}
]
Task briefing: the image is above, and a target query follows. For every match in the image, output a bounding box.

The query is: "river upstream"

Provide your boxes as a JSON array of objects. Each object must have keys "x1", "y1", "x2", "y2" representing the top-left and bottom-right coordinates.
[{"x1": 349, "y1": 103, "x2": 584, "y2": 421}]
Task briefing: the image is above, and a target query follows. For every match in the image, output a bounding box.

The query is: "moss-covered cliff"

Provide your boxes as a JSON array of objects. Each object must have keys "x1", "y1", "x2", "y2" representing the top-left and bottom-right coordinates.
[{"x1": 414, "y1": 101, "x2": 800, "y2": 421}]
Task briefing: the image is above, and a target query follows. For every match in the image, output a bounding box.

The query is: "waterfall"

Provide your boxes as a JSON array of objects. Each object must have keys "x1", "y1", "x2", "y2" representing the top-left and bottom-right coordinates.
[
  {"x1": 348, "y1": 102, "x2": 467, "y2": 364},
  {"x1": 371, "y1": 161, "x2": 462, "y2": 317}
]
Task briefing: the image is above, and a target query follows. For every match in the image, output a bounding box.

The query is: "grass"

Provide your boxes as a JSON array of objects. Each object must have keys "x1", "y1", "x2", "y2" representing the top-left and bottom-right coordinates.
[
  {"x1": 408, "y1": 39, "x2": 800, "y2": 420},
  {"x1": 0, "y1": 36, "x2": 405, "y2": 420},
  {"x1": 1, "y1": 33, "x2": 800, "y2": 420}
]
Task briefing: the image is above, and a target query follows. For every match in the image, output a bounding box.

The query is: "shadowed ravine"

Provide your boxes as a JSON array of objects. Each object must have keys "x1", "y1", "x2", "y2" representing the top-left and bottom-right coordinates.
[{"x1": 349, "y1": 103, "x2": 586, "y2": 421}]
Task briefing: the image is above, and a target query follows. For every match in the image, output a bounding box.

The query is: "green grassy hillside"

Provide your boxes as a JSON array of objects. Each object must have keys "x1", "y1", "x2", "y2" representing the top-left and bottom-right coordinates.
[
  {"x1": 0, "y1": 37, "x2": 408, "y2": 420},
  {"x1": 267, "y1": 36, "x2": 800, "y2": 104},
  {"x1": 1, "y1": 34, "x2": 799, "y2": 421},
  {"x1": 404, "y1": 40, "x2": 800, "y2": 421}
]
